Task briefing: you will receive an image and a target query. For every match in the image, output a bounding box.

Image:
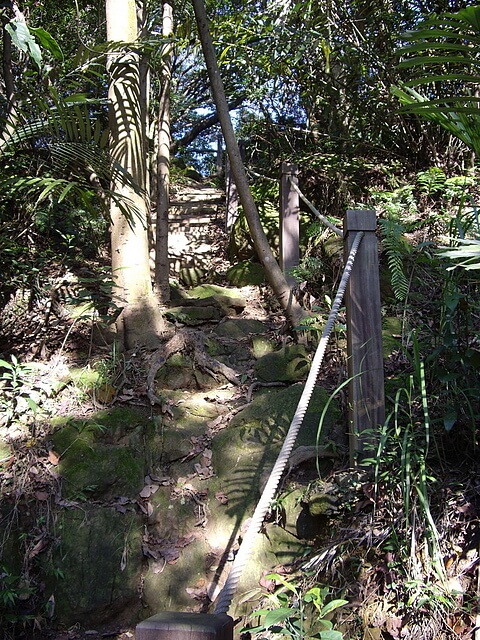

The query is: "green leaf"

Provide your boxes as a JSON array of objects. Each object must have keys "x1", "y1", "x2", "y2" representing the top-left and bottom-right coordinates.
[
  {"x1": 319, "y1": 631, "x2": 344, "y2": 640},
  {"x1": 25, "y1": 398, "x2": 39, "y2": 413},
  {"x1": 5, "y1": 20, "x2": 42, "y2": 69},
  {"x1": 443, "y1": 409, "x2": 457, "y2": 432},
  {"x1": 263, "y1": 608, "x2": 294, "y2": 628},
  {"x1": 0, "y1": 359, "x2": 14, "y2": 371},
  {"x1": 319, "y1": 599, "x2": 348, "y2": 617},
  {"x1": 30, "y1": 27, "x2": 64, "y2": 60},
  {"x1": 265, "y1": 573, "x2": 298, "y2": 594}
]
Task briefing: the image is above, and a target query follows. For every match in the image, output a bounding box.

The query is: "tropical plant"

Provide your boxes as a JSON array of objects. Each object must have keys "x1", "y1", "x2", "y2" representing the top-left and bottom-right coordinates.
[
  {"x1": 393, "y1": 4, "x2": 480, "y2": 157},
  {"x1": 245, "y1": 572, "x2": 347, "y2": 640},
  {"x1": 0, "y1": 563, "x2": 35, "y2": 631},
  {"x1": 363, "y1": 336, "x2": 446, "y2": 586}
]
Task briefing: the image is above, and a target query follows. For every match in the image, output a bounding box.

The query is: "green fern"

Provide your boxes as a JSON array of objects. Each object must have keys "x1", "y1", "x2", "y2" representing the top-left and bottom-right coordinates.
[
  {"x1": 379, "y1": 218, "x2": 410, "y2": 302},
  {"x1": 416, "y1": 167, "x2": 446, "y2": 196}
]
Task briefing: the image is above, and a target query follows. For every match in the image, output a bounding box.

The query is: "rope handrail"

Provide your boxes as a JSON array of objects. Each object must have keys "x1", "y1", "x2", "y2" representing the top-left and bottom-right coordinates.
[
  {"x1": 287, "y1": 175, "x2": 343, "y2": 238},
  {"x1": 213, "y1": 231, "x2": 364, "y2": 616}
]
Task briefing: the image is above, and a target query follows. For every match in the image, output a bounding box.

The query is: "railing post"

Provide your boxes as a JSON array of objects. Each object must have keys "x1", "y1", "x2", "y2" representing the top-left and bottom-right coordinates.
[
  {"x1": 136, "y1": 612, "x2": 234, "y2": 640},
  {"x1": 216, "y1": 133, "x2": 223, "y2": 177},
  {"x1": 225, "y1": 140, "x2": 244, "y2": 232},
  {"x1": 344, "y1": 210, "x2": 385, "y2": 467},
  {"x1": 279, "y1": 162, "x2": 300, "y2": 286}
]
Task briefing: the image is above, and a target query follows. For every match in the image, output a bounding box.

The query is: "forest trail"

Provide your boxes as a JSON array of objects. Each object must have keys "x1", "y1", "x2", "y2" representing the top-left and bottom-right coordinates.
[{"x1": 167, "y1": 181, "x2": 227, "y2": 278}]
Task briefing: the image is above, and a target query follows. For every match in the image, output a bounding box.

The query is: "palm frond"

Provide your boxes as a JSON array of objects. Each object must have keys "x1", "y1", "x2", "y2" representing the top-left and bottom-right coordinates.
[
  {"x1": 0, "y1": 86, "x2": 146, "y2": 224},
  {"x1": 439, "y1": 238, "x2": 480, "y2": 271},
  {"x1": 393, "y1": 5, "x2": 480, "y2": 156}
]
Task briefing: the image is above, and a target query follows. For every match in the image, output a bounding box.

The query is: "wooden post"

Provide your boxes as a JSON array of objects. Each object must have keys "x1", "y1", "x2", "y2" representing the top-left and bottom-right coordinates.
[
  {"x1": 344, "y1": 210, "x2": 385, "y2": 466},
  {"x1": 279, "y1": 162, "x2": 300, "y2": 286},
  {"x1": 136, "y1": 612, "x2": 234, "y2": 640},
  {"x1": 216, "y1": 133, "x2": 223, "y2": 177},
  {"x1": 225, "y1": 140, "x2": 245, "y2": 231}
]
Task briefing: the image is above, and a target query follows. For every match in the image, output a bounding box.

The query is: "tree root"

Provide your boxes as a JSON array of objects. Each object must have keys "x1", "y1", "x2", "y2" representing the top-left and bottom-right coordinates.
[{"x1": 147, "y1": 329, "x2": 240, "y2": 405}]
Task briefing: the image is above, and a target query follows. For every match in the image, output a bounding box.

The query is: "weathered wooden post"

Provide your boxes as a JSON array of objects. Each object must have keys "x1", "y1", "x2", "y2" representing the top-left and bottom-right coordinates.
[
  {"x1": 216, "y1": 133, "x2": 223, "y2": 177},
  {"x1": 344, "y1": 210, "x2": 385, "y2": 466},
  {"x1": 136, "y1": 612, "x2": 234, "y2": 640},
  {"x1": 279, "y1": 162, "x2": 300, "y2": 286},
  {"x1": 225, "y1": 140, "x2": 245, "y2": 231}
]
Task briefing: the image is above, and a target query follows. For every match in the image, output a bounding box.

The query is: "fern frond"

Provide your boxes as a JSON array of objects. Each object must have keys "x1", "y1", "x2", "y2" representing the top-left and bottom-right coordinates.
[{"x1": 380, "y1": 218, "x2": 410, "y2": 302}]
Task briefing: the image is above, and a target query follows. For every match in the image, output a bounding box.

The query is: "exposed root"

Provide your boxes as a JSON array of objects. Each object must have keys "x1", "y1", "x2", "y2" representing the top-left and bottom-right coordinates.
[{"x1": 147, "y1": 329, "x2": 240, "y2": 404}]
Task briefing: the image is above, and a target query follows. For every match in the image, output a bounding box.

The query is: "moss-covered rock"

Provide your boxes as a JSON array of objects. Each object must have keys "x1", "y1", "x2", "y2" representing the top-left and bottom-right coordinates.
[
  {"x1": 165, "y1": 305, "x2": 224, "y2": 326},
  {"x1": 213, "y1": 318, "x2": 269, "y2": 339},
  {"x1": 254, "y1": 345, "x2": 311, "y2": 382},
  {"x1": 188, "y1": 284, "x2": 245, "y2": 302},
  {"x1": 226, "y1": 261, "x2": 265, "y2": 286},
  {"x1": 251, "y1": 336, "x2": 274, "y2": 359},
  {"x1": 179, "y1": 267, "x2": 205, "y2": 287},
  {"x1": 51, "y1": 409, "x2": 149, "y2": 500},
  {"x1": 48, "y1": 506, "x2": 143, "y2": 626}
]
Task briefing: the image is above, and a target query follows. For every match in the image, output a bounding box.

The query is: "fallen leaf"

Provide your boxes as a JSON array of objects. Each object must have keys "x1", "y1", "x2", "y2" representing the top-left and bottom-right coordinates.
[
  {"x1": 34, "y1": 491, "x2": 50, "y2": 501},
  {"x1": 215, "y1": 491, "x2": 229, "y2": 505},
  {"x1": 142, "y1": 544, "x2": 160, "y2": 560},
  {"x1": 148, "y1": 474, "x2": 172, "y2": 485},
  {"x1": 94, "y1": 383, "x2": 116, "y2": 405},
  {"x1": 55, "y1": 498, "x2": 80, "y2": 508},
  {"x1": 385, "y1": 616, "x2": 402, "y2": 638},
  {"x1": 27, "y1": 537, "x2": 48, "y2": 559},
  {"x1": 259, "y1": 570, "x2": 276, "y2": 592},
  {"x1": 139, "y1": 484, "x2": 159, "y2": 498},
  {"x1": 186, "y1": 586, "x2": 208, "y2": 600},
  {"x1": 159, "y1": 545, "x2": 180, "y2": 564},
  {"x1": 176, "y1": 534, "x2": 196, "y2": 548},
  {"x1": 48, "y1": 450, "x2": 60, "y2": 465},
  {"x1": 151, "y1": 559, "x2": 166, "y2": 574},
  {"x1": 194, "y1": 464, "x2": 213, "y2": 478},
  {"x1": 207, "y1": 415, "x2": 224, "y2": 429},
  {"x1": 457, "y1": 502, "x2": 475, "y2": 515}
]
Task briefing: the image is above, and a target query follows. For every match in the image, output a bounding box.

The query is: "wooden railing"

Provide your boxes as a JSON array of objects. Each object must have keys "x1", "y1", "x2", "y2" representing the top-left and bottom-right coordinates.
[{"x1": 279, "y1": 162, "x2": 385, "y2": 465}]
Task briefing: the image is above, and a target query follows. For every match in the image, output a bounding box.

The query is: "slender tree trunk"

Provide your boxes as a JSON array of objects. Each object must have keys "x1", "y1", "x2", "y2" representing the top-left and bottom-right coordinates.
[
  {"x1": 106, "y1": 0, "x2": 167, "y2": 349},
  {"x1": 191, "y1": 0, "x2": 306, "y2": 328},
  {"x1": 138, "y1": 0, "x2": 151, "y2": 202},
  {"x1": 1, "y1": 2, "x2": 25, "y2": 146},
  {"x1": 154, "y1": 0, "x2": 173, "y2": 303}
]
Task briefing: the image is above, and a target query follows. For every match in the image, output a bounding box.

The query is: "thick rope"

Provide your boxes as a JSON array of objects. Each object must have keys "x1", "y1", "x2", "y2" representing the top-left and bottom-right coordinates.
[
  {"x1": 287, "y1": 175, "x2": 343, "y2": 237},
  {"x1": 214, "y1": 231, "x2": 364, "y2": 615}
]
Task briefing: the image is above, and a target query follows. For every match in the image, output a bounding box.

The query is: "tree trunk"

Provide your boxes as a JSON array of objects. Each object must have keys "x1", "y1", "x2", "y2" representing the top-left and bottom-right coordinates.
[
  {"x1": 191, "y1": 0, "x2": 306, "y2": 328},
  {"x1": 106, "y1": 0, "x2": 167, "y2": 349},
  {"x1": 154, "y1": 0, "x2": 173, "y2": 303},
  {"x1": 1, "y1": 2, "x2": 24, "y2": 146}
]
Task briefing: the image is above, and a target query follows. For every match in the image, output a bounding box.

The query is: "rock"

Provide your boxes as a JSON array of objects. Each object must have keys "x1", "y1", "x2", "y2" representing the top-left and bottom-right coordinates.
[
  {"x1": 251, "y1": 336, "x2": 274, "y2": 358},
  {"x1": 188, "y1": 283, "x2": 246, "y2": 306},
  {"x1": 179, "y1": 267, "x2": 206, "y2": 287},
  {"x1": 47, "y1": 506, "x2": 143, "y2": 626},
  {"x1": 165, "y1": 305, "x2": 224, "y2": 326},
  {"x1": 226, "y1": 261, "x2": 265, "y2": 286},
  {"x1": 213, "y1": 386, "x2": 339, "y2": 480},
  {"x1": 254, "y1": 345, "x2": 311, "y2": 382},
  {"x1": 51, "y1": 415, "x2": 145, "y2": 501},
  {"x1": 213, "y1": 318, "x2": 269, "y2": 339}
]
